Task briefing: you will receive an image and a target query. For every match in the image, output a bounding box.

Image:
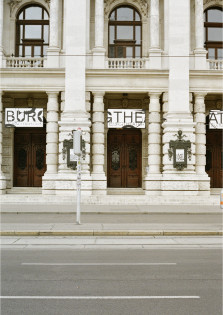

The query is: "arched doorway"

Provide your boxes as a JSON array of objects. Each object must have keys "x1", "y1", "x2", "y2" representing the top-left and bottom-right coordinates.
[
  {"x1": 13, "y1": 128, "x2": 46, "y2": 187},
  {"x1": 107, "y1": 129, "x2": 142, "y2": 188},
  {"x1": 206, "y1": 118, "x2": 222, "y2": 188}
]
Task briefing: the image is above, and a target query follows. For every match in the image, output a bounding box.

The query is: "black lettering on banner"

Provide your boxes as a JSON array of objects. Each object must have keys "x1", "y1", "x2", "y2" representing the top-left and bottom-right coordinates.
[
  {"x1": 209, "y1": 112, "x2": 218, "y2": 123},
  {"x1": 114, "y1": 111, "x2": 122, "y2": 122},
  {"x1": 135, "y1": 111, "x2": 143, "y2": 124},
  {"x1": 7, "y1": 110, "x2": 15, "y2": 122},
  {"x1": 124, "y1": 111, "x2": 133, "y2": 123},
  {"x1": 107, "y1": 111, "x2": 112, "y2": 123},
  {"x1": 17, "y1": 110, "x2": 25, "y2": 122},
  {"x1": 26, "y1": 108, "x2": 36, "y2": 122},
  {"x1": 38, "y1": 110, "x2": 43, "y2": 122}
]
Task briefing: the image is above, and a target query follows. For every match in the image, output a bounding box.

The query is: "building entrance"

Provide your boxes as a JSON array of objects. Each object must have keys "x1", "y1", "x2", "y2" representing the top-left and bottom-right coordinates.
[
  {"x1": 206, "y1": 128, "x2": 222, "y2": 188},
  {"x1": 107, "y1": 129, "x2": 142, "y2": 188},
  {"x1": 14, "y1": 128, "x2": 46, "y2": 187}
]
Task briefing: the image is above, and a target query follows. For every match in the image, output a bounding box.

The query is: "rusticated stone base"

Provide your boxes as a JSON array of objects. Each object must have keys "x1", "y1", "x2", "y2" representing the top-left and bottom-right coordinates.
[
  {"x1": 0, "y1": 174, "x2": 7, "y2": 194},
  {"x1": 42, "y1": 173, "x2": 92, "y2": 195},
  {"x1": 161, "y1": 174, "x2": 210, "y2": 196},
  {"x1": 91, "y1": 173, "x2": 107, "y2": 195},
  {"x1": 144, "y1": 174, "x2": 162, "y2": 195}
]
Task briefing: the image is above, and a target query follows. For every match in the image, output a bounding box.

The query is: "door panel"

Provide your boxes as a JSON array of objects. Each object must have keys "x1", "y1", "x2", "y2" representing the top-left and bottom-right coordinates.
[
  {"x1": 14, "y1": 129, "x2": 46, "y2": 187},
  {"x1": 206, "y1": 129, "x2": 222, "y2": 188},
  {"x1": 108, "y1": 129, "x2": 141, "y2": 188}
]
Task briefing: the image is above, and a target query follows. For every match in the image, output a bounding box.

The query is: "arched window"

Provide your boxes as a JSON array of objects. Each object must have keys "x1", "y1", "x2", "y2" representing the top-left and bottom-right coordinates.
[
  {"x1": 16, "y1": 5, "x2": 49, "y2": 57},
  {"x1": 108, "y1": 6, "x2": 142, "y2": 58},
  {"x1": 204, "y1": 7, "x2": 223, "y2": 59}
]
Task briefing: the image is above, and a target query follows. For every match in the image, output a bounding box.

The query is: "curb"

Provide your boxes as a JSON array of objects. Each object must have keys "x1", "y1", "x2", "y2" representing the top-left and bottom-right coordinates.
[
  {"x1": 1, "y1": 231, "x2": 222, "y2": 236},
  {"x1": 1, "y1": 211, "x2": 223, "y2": 215}
]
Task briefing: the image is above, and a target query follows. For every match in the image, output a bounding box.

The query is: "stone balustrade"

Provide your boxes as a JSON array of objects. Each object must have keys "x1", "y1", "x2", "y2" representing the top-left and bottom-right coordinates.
[
  {"x1": 207, "y1": 59, "x2": 223, "y2": 70},
  {"x1": 106, "y1": 58, "x2": 146, "y2": 69},
  {"x1": 6, "y1": 57, "x2": 46, "y2": 68}
]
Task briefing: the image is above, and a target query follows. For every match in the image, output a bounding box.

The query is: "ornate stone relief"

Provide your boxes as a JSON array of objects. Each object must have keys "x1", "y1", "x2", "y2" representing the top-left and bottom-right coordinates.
[
  {"x1": 204, "y1": 0, "x2": 222, "y2": 4},
  {"x1": 104, "y1": 0, "x2": 148, "y2": 17},
  {"x1": 8, "y1": 0, "x2": 50, "y2": 16},
  {"x1": 8, "y1": 0, "x2": 22, "y2": 16}
]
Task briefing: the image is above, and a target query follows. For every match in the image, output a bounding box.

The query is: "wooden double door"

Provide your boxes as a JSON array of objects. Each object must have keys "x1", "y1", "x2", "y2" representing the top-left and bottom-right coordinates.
[
  {"x1": 206, "y1": 129, "x2": 222, "y2": 188},
  {"x1": 107, "y1": 129, "x2": 142, "y2": 188},
  {"x1": 14, "y1": 128, "x2": 46, "y2": 187}
]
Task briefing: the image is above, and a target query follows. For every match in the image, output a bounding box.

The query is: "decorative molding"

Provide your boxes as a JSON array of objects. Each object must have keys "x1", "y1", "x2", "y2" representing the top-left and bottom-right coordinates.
[
  {"x1": 8, "y1": 0, "x2": 22, "y2": 16},
  {"x1": 203, "y1": 0, "x2": 222, "y2": 7},
  {"x1": 8, "y1": 0, "x2": 50, "y2": 17},
  {"x1": 104, "y1": 0, "x2": 148, "y2": 18}
]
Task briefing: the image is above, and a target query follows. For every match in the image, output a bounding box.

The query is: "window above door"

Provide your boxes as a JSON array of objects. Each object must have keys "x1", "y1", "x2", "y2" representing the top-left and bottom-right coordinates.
[{"x1": 108, "y1": 6, "x2": 142, "y2": 58}]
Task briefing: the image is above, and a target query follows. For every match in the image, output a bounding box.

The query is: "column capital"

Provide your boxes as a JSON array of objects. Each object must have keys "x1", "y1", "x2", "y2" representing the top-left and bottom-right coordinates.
[
  {"x1": 148, "y1": 92, "x2": 162, "y2": 99},
  {"x1": 92, "y1": 91, "x2": 105, "y2": 97},
  {"x1": 46, "y1": 91, "x2": 60, "y2": 97},
  {"x1": 194, "y1": 92, "x2": 207, "y2": 99}
]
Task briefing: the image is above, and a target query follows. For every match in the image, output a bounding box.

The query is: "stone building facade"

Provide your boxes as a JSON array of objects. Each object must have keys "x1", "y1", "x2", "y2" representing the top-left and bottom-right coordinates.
[{"x1": 0, "y1": 0, "x2": 222, "y2": 199}]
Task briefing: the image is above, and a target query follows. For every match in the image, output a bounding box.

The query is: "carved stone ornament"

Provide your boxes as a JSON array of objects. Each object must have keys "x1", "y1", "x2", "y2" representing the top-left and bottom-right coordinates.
[
  {"x1": 203, "y1": 0, "x2": 222, "y2": 6},
  {"x1": 122, "y1": 98, "x2": 129, "y2": 108},
  {"x1": 8, "y1": 0, "x2": 22, "y2": 16},
  {"x1": 168, "y1": 130, "x2": 192, "y2": 171},
  {"x1": 104, "y1": 0, "x2": 148, "y2": 17}
]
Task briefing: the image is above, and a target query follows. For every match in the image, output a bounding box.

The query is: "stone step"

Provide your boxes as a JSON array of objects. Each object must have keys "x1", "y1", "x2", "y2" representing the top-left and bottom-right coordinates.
[
  {"x1": 107, "y1": 188, "x2": 145, "y2": 195},
  {"x1": 0, "y1": 193, "x2": 219, "y2": 205},
  {"x1": 7, "y1": 187, "x2": 42, "y2": 194}
]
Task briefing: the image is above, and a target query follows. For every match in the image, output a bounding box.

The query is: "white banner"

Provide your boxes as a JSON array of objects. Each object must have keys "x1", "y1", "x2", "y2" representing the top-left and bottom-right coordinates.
[
  {"x1": 5, "y1": 108, "x2": 43, "y2": 127},
  {"x1": 107, "y1": 109, "x2": 145, "y2": 128},
  {"x1": 209, "y1": 110, "x2": 223, "y2": 129}
]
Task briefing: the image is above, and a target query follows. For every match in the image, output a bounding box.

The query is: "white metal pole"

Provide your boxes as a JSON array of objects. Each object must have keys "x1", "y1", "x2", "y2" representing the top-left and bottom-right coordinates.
[{"x1": 76, "y1": 154, "x2": 81, "y2": 224}]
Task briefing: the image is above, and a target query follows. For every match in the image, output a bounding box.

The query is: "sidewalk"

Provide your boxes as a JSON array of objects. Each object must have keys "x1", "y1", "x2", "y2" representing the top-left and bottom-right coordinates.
[{"x1": 1, "y1": 211, "x2": 222, "y2": 236}]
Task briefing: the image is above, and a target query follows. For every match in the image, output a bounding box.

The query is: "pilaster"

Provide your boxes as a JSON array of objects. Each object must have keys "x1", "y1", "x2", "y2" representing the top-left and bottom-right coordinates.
[
  {"x1": 0, "y1": 0, "x2": 4, "y2": 68},
  {"x1": 149, "y1": 0, "x2": 161, "y2": 69},
  {"x1": 92, "y1": 0, "x2": 105, "y2": 69},
  {"x1": 194, "y1": 0, "x2": 207, "y2": 69},
  {"x1": 47, "y1": 0, "x2": 60, "y2": 68}
]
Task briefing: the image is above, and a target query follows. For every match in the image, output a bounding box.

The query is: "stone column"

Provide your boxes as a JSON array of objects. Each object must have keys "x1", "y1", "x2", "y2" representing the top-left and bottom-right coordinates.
[
  {"x1": 194, "y1": 0, "x2": 207, "y2": 69},
  {"x1": 144, "y1": 92, "x2": 162, "y2": 195},
  {"x1": 92, "y1": 0, "x2": 105, "y2": 68},
  {"x1": 45, "y1": 92, "x2": 59, "y2": 174},
  {"x1": 0, "y1": 91, "x2": 6, "y2": 194},
  {"x1": 194, "y1": 93, "x2": 207, "y2": 175},
  {"x1": 148, "y1": 93, "x2": 161, "y2": 174},
  {"x1": 92, "y1": 91, "x2": 106, "y2": 194},
  {"x1": 47, "y1": 0, "x2": 60, "y2": 67},
  {"x1": 149, "y1": 0, "x2": 161, "y2": 69},
  {"x1": 0, "y1": 0, "x2": 4, "y2": 68}
]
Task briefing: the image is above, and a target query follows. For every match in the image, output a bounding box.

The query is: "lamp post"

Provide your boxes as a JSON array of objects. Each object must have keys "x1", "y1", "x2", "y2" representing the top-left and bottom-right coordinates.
[{"x1": 73, "y1": 128, "x2": 82, "y2": 224}]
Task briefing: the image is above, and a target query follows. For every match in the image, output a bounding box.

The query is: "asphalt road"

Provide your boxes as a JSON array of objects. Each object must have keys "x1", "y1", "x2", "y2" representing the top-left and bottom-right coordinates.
[{"x1": 1, "y1": 247, "x2": 222, "y2": 315}]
